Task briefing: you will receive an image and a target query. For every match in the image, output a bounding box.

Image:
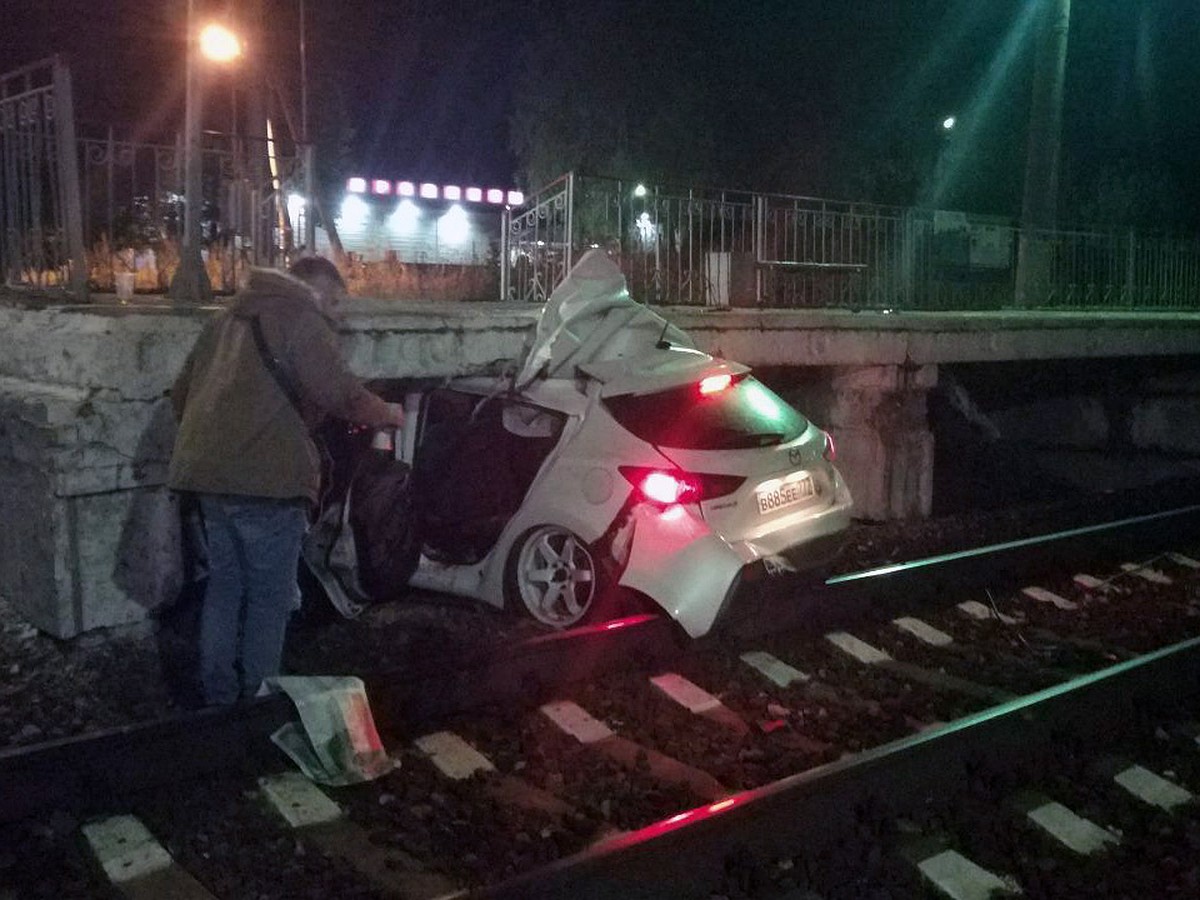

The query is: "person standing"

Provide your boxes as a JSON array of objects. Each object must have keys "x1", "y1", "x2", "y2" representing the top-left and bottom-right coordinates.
[{"x1": 168, "y1": 257, "x2": 403, "y2": 706}]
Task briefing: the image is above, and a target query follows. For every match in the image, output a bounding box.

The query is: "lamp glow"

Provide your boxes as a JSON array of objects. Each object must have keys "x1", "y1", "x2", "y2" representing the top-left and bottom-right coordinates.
[
  {"x1": 388, "y1": 199, "x2": 420, "y2": 235},
  {"x1": 439, "y1": 204, "x2": 470, "y2": 244},
  {"x1": 338, "y1": 194, "x2": 369, "y2": 230},
  {"x1": 199, "y1": 23, "x2": 242, "y2": 63}
]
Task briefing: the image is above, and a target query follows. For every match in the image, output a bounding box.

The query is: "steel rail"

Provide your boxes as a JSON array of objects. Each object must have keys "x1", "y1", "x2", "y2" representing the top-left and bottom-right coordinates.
[
  {"x1": 0, "y1": 613, "x2": 681, "y2": 825},
  {"x1": 725, "y1": 502, "x2": 1200, "y2": 638},
  {"x1": 2, "y1": 504, "x2": 1196, "y2": 827},
  {"x1": 473, "y1": 635, "x2": 1200, "y2": 900}
]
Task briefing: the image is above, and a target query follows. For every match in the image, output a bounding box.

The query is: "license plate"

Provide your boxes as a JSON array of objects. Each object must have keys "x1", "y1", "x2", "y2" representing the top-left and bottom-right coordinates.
[{"x1": 756, "y1": 476, "x2": 814, "y2": 515}]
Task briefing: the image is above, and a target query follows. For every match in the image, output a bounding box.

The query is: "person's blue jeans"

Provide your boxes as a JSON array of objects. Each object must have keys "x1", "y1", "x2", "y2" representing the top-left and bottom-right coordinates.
[{"x1": 197, "y1": 494, "x2": 308, "y2": 705}]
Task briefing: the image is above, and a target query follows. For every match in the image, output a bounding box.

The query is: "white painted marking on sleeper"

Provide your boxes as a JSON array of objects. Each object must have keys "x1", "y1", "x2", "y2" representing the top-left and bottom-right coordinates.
[
  {"x1": 740, "y1": 650, "x2": 809, "y2": 687},
  {"x1": 1167, "y1": 552, "x2": 1200, "y2": 570},
  {"x1": 1113, "y1": 765, "x2": 1193, "y2": 811},
  {"x1": 259, "y1": 772, "x2": 342, "y2": 828},
  {"x1": 540, "y1": 700, "x2": 614, "y2": 744},
  {"x1": 1072, "y1": 573, "x2": 1110, "y2": 592},
  {"x1": 413, "y1": 731, "x2": 496, "y2": 780},
  {"x1": 1021, "y1": 586, "x2": 1076, "y2": 610},
  {"x1": 1120, "y1": 562, "x2": 1173, "y2": 585},
  {"x1": 81, "y1": 815, "x2": 174, "y2": 884},
  {"x1": 1026, "y1": 801, "x2": 1118, "y2": 855},
  {"x1": 956, "y1": 600, "x2": 1018, "y2": 625},
  {"x1": 893, "y1": 616, "x2": 953, "y2": 647},
  {"x1": 825, "y1": 632, "x2": 891, "y2": 665},
  {"x1": 916, "y1": 849, "x2": 1019, "y2": 900},
  {"x1": 650, "y1": 673, "x2": 722, "y2": 713}
]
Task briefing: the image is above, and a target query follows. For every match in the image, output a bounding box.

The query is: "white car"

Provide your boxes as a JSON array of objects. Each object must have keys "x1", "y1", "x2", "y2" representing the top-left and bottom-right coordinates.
[{"x1": 304, "y1": 252, "x2": 852, "y2": 638}]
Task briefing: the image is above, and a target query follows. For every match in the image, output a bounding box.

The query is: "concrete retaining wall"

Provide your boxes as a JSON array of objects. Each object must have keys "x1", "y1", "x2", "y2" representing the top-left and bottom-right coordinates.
[
  {"x1": 0, "y1": 300, "x2": 536, "y2": 638},
  {"x1": 4, "y1": 297, "x2": 1199, "y2": 637}
]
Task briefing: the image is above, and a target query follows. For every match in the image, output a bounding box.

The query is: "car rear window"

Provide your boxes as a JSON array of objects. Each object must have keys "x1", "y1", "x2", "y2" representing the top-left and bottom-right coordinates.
[{"x1": 602, "y1": 375, "x2": 808, "y2": 450}]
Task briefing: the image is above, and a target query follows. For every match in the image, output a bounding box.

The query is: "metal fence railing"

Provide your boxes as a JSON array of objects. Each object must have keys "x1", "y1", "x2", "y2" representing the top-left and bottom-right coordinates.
[
  {"x1": 503, "y1": 173, "x2": 1200, "y2": 312},
  {"x1": 0, "y1": 56, "x2": 86, "y2": 295},
  {"x1": 1, "y1": 57, "x2": 314, "y2": 298},
  {"x1": 79, "y1": 128, "x2": 313, "y2": 294}
]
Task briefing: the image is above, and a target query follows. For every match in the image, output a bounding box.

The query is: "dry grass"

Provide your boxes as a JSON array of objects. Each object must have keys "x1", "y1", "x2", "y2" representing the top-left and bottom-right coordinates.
[{"x1": 23, "y1": 239, "x2": 501, "y2": 302}]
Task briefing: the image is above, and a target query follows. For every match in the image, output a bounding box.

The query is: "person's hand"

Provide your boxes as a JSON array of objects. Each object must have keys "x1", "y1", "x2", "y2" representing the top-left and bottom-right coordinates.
[{"x1": 384, "y1": 402, "x2": 405, "y2": 428}]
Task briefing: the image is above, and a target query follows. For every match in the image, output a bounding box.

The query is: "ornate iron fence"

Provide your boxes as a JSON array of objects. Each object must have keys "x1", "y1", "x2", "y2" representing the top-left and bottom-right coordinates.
[
  {"x1": 1, "y1": 57, "x2": 314, "y2": 298},
  {"x1": 79, "y1": 128, "x2": 313, "y2": 294},
  {"x1": 504, "y1": 173, "x2": 1200, "y2": 312},
  {"x1": 0, "y1": 56, "x2": 86, "y2": 295}
]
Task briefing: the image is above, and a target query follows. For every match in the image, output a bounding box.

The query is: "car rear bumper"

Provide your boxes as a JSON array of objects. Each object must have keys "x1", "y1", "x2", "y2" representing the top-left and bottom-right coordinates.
[{"x1": 615, "y1": 495, "x2": 851, "y2": 638}]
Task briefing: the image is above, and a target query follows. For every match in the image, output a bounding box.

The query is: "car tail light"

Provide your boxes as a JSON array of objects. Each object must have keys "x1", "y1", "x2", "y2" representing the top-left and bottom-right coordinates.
[
  {"x1": 822, "y1": 430, "x2": 837, "y2": 462},
  {"x1": 698, "y1": 373, "x2": 732, "y2": 396},
  {"x1": 619, "y1": 466, "x2": 745, "y2": 504}
]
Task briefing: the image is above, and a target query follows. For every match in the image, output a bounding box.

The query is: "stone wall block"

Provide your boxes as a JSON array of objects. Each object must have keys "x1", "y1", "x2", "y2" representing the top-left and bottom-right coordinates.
[
  {"x1": 0, "y1": 308, "x2": 204, "y2": 398},
  {"x1": 825, "y1": 364, "x2": 936, "y2": 521},
  {"x1": 0, "y1": 464, "x2": 62, "y2": 635}
]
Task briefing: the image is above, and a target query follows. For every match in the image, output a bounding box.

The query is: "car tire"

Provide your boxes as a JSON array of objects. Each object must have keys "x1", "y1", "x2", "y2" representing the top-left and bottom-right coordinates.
[{"x1": 505, "y1": 524, "x2": 607, "y2": 629}]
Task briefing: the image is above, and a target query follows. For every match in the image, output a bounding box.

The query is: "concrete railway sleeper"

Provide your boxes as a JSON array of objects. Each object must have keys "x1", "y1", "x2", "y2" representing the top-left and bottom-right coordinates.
[{"x1": 2, "y1": 513, "x2": 1200, "y2": 896}]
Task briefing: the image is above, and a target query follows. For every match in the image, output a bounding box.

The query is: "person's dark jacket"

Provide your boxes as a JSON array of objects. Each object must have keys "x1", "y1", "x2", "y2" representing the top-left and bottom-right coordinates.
[{"x1": 168, "y1": 268, "x2": 394, "y2": 504}]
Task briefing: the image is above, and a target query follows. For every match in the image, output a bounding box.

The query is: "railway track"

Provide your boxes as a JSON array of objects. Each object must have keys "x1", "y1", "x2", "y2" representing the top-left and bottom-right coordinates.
[{"x1": 3, "y1": 505, "x2": 1200, "y2": 898}]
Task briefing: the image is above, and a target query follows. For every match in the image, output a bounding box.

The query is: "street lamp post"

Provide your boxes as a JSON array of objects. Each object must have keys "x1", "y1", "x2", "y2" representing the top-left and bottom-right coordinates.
[
  {"x1": 169, "y1": 2, "x2": 241, "y2": 304},
  {"x1": 1015, "y1": 0, "x2": 1071, "y2": 307}
]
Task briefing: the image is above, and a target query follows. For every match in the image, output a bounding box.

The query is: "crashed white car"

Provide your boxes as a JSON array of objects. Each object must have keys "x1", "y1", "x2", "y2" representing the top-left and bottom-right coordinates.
[{"x1": 303, "y1": 251, "x2": 852, "y2": 638}]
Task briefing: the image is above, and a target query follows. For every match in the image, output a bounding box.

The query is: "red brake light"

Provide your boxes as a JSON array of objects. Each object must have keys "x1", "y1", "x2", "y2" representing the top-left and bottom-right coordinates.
[
  {"x1": 822, "y1": 430, "x2": 837, "y2": 462},
  {"x1": 619, "y1": 467, "x2": 745, "y2": 504},
  {"x1": 698, "y1": 373, "x2": 732, "y2": 396},
  {"x1": 640, "y1": 471, "x2": 697, "y2": 504}
]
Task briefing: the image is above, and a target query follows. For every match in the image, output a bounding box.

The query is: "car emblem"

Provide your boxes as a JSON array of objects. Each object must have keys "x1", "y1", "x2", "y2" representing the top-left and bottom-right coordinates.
[{"x1": 788, "y1": 447, "x2": 804, "y2": 466}]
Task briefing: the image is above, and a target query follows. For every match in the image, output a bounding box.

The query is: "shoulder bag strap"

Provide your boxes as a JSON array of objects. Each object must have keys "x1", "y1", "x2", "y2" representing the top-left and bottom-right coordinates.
[{"x1": 239, "y1": 313, "x2": 305, "y2": 417}]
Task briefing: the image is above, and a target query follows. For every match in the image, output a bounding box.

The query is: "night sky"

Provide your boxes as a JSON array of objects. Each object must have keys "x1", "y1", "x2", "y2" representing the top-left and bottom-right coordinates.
[{"x1": 3, "y1": 0, "x2": 1198, "y2": 227}]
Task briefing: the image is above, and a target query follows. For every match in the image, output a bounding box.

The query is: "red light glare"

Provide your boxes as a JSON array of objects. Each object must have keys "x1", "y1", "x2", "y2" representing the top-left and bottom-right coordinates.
[
  {"x1": 708, "y1": 798, "x2": 737, "y2": 813},
  {"x1": 822, "y1": 429, "x2": 837, "y2": 462},
  {"x1": 698, "y1": 373, "x2": 732, "y2": 395},
  {"x1": 641, "y1": 472, "x2": 692, "y2": 504}
]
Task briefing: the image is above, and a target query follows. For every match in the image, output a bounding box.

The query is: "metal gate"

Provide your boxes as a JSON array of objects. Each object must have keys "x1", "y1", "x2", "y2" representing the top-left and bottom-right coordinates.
[
  {"x1": 0, "y1": 57, "x2": 86, "y2": 295},
  {"x1": 500, "y1": 172, "x2": 574, "y2": 303}
]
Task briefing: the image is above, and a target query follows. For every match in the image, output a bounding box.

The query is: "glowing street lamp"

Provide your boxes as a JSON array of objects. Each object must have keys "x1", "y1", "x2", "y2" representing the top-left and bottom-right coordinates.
[
  {"x1": 199, "y1": 23, "x2": 242, "y2": 63},
  {"x1": 169, "y1": 5, "x2": 242, "y2": 304}
]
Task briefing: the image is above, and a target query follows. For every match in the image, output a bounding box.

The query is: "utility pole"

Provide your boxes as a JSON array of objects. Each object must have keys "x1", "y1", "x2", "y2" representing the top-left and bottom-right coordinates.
[
  {"x1": 169, "y1": 0, "x2": 213, "y2": 304},
  {"x1": 1015, "y1": 0, "x2": 1071, "y2": 307}
]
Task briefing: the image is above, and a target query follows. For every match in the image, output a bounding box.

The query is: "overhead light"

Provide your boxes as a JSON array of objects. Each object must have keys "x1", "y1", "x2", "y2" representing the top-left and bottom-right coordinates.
[
  {"x1": 396, "y1": 180, "x2": 416, "y2": 197},
  {"x1": 199, "y1": 23, "x2": 242, "y2": 63},
  {"x1": 419, "y1": 183, "x2": 439, "y2": 199},
  {"x1": 439, "y1": 204, "x2": 470, "y2": 243},
  {"x1": 486, "y1": 188, "x2": 505, "y2": 204},
  {"x1": 388, "y1": 199, "x2": 420, "y2": 235},
  {"x1": 443, "y1": 185, "x2": 462, "y2": 201},
  {"x1": 338, "y1": 194, "x2": 369, "y2": 230},
  {"x1": 372, "y1": 179, "x2": 392, "y2": 195},
  {"x1": 506, "y1": 190, "x2": 525, "y2": 206},
  {"x1": 346, "y1": 177, "x2": 367, "y2": 194},
  {"x1": 465, "y1": 187, "x2": 483, "y2": 202}
]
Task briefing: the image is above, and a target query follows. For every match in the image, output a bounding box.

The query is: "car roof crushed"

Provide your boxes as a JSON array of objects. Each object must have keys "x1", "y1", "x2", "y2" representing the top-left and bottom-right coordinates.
[{"x1": 513, "y1": 249, "x2": 701, "y2": 392}]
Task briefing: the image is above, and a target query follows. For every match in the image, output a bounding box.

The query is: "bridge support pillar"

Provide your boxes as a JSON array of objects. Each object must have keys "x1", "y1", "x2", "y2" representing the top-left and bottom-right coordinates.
[{"x1": 825, "y1": 364, "x2": 936, "y2": 521}]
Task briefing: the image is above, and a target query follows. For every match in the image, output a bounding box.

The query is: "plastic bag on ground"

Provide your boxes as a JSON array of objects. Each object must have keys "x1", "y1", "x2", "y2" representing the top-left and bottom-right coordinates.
[{"x1": 259, "y1": 675, "x2": 396, "y2": 786}]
